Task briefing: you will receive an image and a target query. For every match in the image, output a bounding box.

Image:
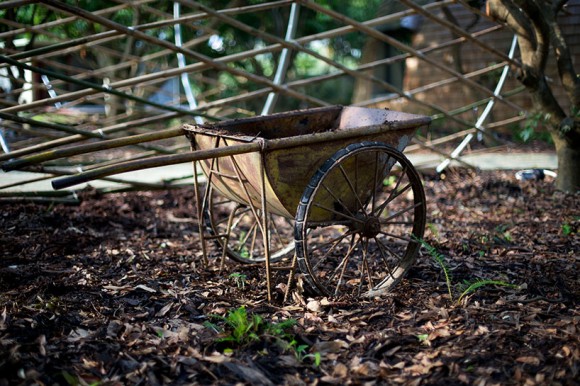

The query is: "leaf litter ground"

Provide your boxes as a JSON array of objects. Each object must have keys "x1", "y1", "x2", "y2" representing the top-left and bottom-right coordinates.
[{"x1": 0, "y1": 170, "x2": 578, "y2": 385}]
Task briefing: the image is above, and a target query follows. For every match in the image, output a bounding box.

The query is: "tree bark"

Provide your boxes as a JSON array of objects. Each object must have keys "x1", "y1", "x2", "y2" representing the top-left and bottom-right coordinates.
[
  {"x1": 553, "y1": 134, "x2": 580, "y2": 192},
  {"x1": 486, "y1": 0, "x2": 580, "y2": 192}
]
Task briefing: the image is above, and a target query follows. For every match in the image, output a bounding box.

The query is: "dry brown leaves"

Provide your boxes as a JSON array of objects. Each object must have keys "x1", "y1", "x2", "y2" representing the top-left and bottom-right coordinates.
[{"x1": 0, "y1": 171, "x2": 578, "y2": 385}]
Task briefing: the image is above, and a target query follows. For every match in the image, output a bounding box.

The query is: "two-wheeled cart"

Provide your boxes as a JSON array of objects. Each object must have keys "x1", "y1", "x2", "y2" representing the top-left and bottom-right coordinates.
[
  {"x1": 16, "y1": 105, "x2": 430, "y2": 301},
  {"x1": 185, "y1": 105, "x2": 429, "y2": 300}
]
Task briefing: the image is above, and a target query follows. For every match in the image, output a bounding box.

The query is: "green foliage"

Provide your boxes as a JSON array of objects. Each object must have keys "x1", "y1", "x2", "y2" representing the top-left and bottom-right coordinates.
[
  {"x1": 61, "y1": 371, "x2": 100, "y2": 386},
  {"x1": 457, "y1": 279, "x2": 517, "y2": 303},
  {"x1": 1, "y1": 0, "x2": 383, "y2": 113},
  {"x1": 416, "y1": 238, "x2": 518, "y2": 305},
  {"x1": 205, "y1": 307, "x2": 321, "y2": 366},
  {"x1": 210, "y1": 306, "x2": 264, "y2": 345},
  {"x1": 516, "y1": 112, "x2": 554, "y2": 143},
  {"x1": 494, "y1": 224, "x2": 513, "y2": 244},
  {"x1": 561, "y1": 219, "x2": 578, "y2": 236},
  {"x1": 415, "y1": 237, "x2": 453, "y2": 300},
  {"x1": 229, "y1": 272, "x2": 247, "y2": 289}
]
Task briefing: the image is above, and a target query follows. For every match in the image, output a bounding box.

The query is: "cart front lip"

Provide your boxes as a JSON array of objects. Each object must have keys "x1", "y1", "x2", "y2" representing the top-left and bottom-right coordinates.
[
  {"x1": 183, "y1": 106, "x2": 431, "y2": 150},
  {"x1": 183, "y1": 119, "x2": 432, "y2": 151}
]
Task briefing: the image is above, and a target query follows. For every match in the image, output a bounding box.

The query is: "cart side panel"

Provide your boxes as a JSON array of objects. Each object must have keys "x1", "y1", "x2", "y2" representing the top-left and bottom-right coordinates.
[
  {"x1": 207, "y1": 106, "x2": 342, "y2": 140},
  {"x1": 194, "y1": 134, "x2": 292, "y2": 218},
  {"x1": 265, "y1": 128, "x2": 417, "y2": 219}
]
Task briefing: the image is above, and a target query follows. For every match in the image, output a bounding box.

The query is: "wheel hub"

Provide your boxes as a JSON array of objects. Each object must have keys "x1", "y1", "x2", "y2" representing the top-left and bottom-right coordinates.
[{"x1": 354, "y1": 215, "x2": 381, "y2": 238}]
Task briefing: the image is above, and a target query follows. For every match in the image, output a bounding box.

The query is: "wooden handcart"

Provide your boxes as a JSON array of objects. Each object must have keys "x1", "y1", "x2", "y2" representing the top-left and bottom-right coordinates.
[
  {"x1": 185, "y1": 106, "x2": 429, "y2": 300},
  {"x1": 7, "y1": 105, "x2": 430, "y2": 302}
]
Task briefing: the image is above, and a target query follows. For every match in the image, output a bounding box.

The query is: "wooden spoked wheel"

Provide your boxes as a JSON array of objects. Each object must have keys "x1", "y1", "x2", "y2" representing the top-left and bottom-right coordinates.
[
  {"x1": 295, "y1": 142, "x2": 426, "y2": 297},
  {"x1": 204, "y1": 186, "x2": 294, "y2": 264}
]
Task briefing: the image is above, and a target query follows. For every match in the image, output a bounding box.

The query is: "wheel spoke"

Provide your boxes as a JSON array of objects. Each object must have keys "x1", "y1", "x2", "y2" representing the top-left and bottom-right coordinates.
[
  {"x1": 324, "y1": 234, "x2": 359, "y2": 295},
  {"x1": 313, "y1": 202, "x2": 363, "y2": 223},
  {"x1": 378, "y1": 230, "x2": 413, "y2": 243},
  {"x1": 361, "y1": 238, "x2": 374, "y2": 292},
  {"x1": 373, "y1": 166, "x2": 410, "y2": 215},
  {"x1": 338, "y1": 164, "x2": 367, "y2": 215},
  {"x1": 379, "y1": 201, "x2": 423, "y2": 224},
  {"x1": 310, "y1": 230, "x2": 356, "y2": 270},
  {"x1": 374, "y1": 236, "x2": 398, "y2": 282},
  {"x1": 321, "y1": 182, "x2": 357, "y2": 219},
  {"x1": 215, "y1": 206, "x2": 251, "y2": 227},
  {"x1": 237, "y1": 220, "x2": 258, "y2": 253},
  {"x1": 381, "y1": 220, "x2": 415, "y2": 226},
  {"x1": 375, "y1": 236, "x2": 404, "y2": 264},
  {"x1": 270, "y1": 216, "x2": 292, "y2": 248},
  {"x1": 371, "y1": 152, "x2": 388, "y2": 213}
]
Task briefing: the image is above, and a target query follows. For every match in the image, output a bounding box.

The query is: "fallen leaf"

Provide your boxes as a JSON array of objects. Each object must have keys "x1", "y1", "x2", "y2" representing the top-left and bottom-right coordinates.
[{"x1": 516, "y1": 356, "x2": 540, "y2": 365}]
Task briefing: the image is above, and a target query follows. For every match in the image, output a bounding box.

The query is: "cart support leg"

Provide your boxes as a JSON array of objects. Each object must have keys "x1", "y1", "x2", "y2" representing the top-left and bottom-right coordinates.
[
  {"x1": 219, "y1": 206, "x2": 239, "y2": 271},
  {"x1": 284, "y1": 253, "x2": 298, "y2": 304},
  {"x1": 260, "y1": 155, "x2": 272, "y2": 303},
  {"x1": 193, "y1": 161, "x2": 209, "y2": 266}
]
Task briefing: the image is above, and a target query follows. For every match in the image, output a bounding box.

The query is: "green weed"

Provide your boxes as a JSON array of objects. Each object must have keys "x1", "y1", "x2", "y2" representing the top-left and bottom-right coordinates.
[
  {"x1": 561, "y1": 223, "x2": 574, "y2": 236},
  {"x1": 205, "y1": 307, "x2": 321, "y2": 366},
  {"x1": 494, "y1": 224, "x2": 513, "y2": 244},
  {"x1": 415, "y1": 237, "x2": 453, "y2": 300},
  {"x1": 229, "y1": 272, "x2": 247, "y2": 289},
  {"x1": 457, "y1": 279, "x2": 518, "y2": 304},
  {"x1": 426, "y1": 223, "x2": 440, "y2": 239},
  {"x1": 416, "y1": 238, "x2": 518, "y2": 305}
]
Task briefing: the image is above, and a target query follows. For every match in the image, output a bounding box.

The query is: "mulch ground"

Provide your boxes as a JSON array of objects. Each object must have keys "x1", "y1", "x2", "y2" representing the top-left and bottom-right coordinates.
[{"x1": 1, "y1": 169, "x2": 578, "y2": 385}]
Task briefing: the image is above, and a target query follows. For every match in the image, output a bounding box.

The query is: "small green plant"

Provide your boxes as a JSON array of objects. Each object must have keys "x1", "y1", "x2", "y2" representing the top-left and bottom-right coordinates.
[
  {"x1": 517, "y1": 111, "x2": 553, "y2": 143},
  {"x1": 294, "y1": 342, "x2": 321, "y2": 366},
  {"x1": 205, "y1": 307, "x2": 321, "y2": 366},
  {"x1": 494, "y1": 224, "x2": 513, "y2": 243},
  {"x1": 415, "y1": 237, "x2": 453, "y2": 300},
  {"x1": 209, "y1": 306, "x2": 264, "y2": 345},
  {"x1": 229, "y1": 272, "x2": 247, "y2": 289},
  {"x1": 416, "y1": 238, "x2": 518, "y2": 305},
  {"x1": 61, "y1": 371, "x2": 100, "y2": 386},
  {"x1": 383, "y1": 175, "x2": 397, "y2": 187},
  {"x1": 426, "y1": 223, "x2": 440, "y2": 239},
  {"x1": 457, "y1": 279, "x2": 518, "y2": 304},
  {"x1": 561, "y1": 223, "x2": 573, "y2": 236},
  {"x1": 417, "y1": 333, "x2": 429, "y2": 343}
]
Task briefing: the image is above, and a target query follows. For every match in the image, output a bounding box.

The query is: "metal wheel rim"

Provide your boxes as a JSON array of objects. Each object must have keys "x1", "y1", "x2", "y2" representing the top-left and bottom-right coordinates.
[{"x1": 295, "y1": 142, "x2": 426, "y2": 297}]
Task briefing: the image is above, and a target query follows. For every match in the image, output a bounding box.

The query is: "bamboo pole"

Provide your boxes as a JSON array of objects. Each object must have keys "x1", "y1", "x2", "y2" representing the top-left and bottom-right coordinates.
[
  {"x1": 11, "y1": 0, "x2": 453, "y2": 118},
  {"x1": 0, "y1": 2, "x2": 139, "y2": 40},
  {"x1": 3, "y1": 1, "x2": 475, "y2": 120},
  {"x1": 0, "y1": 0, "x2": 36, "y2": 10},
  {"x1": 52, "y1": 115, "x2": 430, "y2": 190},
  {"x1": 40, "y1": 0, "x2": 329, "y2": 108},
  {"x1": 51, "y1": 141, "x2": 262, "y2": 190},
  {"x1": 297, "y1": 0, "x2": 523, "y2": 114},
  {"x1": 0, "y1": 55, "x2": 219, "y2": 119},
  {"x1": 186, "y1": 0, "x2": 480, "y2": 131},
  {"x1": 2, "y1": 127, "x2": 184, "y2": 171},
  {"x1": 0, "y1": 112, "x2": 184, "y2": 162},
  {"x1": 6, "y1": 0, "x2": 292, "y2": 62},
  {"x1": 399, "y1": 0, "x2": 519, "y2": 67}
]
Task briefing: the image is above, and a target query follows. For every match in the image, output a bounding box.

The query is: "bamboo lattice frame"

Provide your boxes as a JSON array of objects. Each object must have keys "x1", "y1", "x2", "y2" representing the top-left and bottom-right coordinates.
[{"x1": 0, "y1": 0, "x2": 535, "y2": 200}]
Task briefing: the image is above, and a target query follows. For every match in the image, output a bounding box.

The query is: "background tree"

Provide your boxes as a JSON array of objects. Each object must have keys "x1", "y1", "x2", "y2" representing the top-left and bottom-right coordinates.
[{"x1": 485, "y1": 0, "x2": 580, "y2": 192}]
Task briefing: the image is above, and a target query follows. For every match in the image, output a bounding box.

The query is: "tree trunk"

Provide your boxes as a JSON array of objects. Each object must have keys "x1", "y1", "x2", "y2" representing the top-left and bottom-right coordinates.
[{"x1": 553, "y1": 134, "x2": 580, "y2": 192}]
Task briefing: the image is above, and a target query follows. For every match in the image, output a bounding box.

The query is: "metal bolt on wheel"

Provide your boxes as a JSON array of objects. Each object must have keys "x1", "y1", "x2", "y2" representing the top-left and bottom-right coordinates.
[{"x1": 294, "y1": 142, "x2": 426, "y2": 297}]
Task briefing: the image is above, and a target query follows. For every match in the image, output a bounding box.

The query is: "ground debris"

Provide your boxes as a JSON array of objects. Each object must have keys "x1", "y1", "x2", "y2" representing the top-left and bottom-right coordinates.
[{"x1": 0, "y1": 171, "x2": 578, "y2": 385}]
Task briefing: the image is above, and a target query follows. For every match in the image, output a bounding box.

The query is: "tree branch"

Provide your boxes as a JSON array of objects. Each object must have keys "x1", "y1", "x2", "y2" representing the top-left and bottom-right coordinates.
[
  {"x1": 486, "y1": 0, "x2": 535, "y2": 47},
  {"x1": 549, "y1": 12, "x2": 580, "y2": 109}
]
